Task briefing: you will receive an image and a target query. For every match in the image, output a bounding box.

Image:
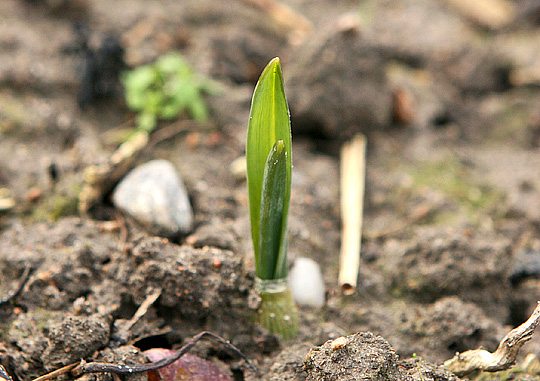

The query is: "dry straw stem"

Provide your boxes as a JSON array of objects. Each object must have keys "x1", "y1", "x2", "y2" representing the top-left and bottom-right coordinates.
[
  {"x1": 31, "y1": 363, "x2": 79, "y2": 381},
  {"x1": 444, "y1": 302, "x2": 540, "y2": 377},
  {"x1": 114, "y1": 288, "x2": 162, "y2": 343},
  {"x1": 338, "y1": 134, "x2": 366, "y2": 294},
  {"x1": 442, "y1": 0, "x2": 515, "y2": 29}
]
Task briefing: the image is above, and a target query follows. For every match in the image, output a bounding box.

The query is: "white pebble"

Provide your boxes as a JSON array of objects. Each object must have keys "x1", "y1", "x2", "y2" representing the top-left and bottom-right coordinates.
[
  {"x1": 112, "y1": 160, "x2": 193, "y2": 237},
  {"x1": 289, "y1": 257, "x2": 325, "y2": 307}
]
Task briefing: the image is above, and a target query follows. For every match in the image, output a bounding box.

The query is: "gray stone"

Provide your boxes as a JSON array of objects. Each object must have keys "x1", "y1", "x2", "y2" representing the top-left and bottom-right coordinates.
[{"x1": 112, "y1": 160, "x2": 193, "y2": 237}]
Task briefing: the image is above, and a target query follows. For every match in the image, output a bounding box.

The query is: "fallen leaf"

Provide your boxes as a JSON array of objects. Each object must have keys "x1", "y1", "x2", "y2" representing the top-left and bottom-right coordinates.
[{"x1": 144, "y1": 348, "x2": 231, "y2": 381}]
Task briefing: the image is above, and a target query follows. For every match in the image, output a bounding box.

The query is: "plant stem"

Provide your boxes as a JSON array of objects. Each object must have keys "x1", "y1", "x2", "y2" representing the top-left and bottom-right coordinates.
[{"x1": 255, "y1": 278, "x2": 299, "y2": 340}]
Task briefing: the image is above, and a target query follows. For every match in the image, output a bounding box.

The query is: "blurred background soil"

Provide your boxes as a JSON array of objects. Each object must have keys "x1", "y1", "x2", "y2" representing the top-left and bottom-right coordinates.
[{"x1": 2, "y1": 0, "x2": 540, "y2": 380}]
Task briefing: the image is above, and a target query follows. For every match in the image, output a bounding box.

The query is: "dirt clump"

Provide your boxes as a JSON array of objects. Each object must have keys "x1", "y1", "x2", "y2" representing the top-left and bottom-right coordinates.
[
  {"x1": 380, "y1": 227, "x2": 513, "y2": 321},
  {"x1": 285, "y1": 20, "x2": 392, "y2": 141},
  {"x1": 403, "y1": 297, "x2": 503, "y2": 360},
  {"x1": 264, "y1": 342, "x2": 311, "y2": 380},
  {"x1": 43, "y1": 314, "x2": 112, "y2": 370},
  {"x1": 123, "y1": 236, "x2": 250, "y2": 324},
  {"x1": 303, "y1": 332, "x2": 412, "y2": 380}
]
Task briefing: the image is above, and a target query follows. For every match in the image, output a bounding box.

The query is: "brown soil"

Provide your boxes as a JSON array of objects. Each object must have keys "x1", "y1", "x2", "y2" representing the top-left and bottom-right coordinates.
[{"x1": 2, "y1": 0, "x2": 540, "y2": 380}]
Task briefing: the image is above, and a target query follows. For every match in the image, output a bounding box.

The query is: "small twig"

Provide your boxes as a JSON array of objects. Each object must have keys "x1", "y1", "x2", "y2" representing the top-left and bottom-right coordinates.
[
  {"x1": 125, "y1": 289, "x2": 161, "y2": 332},
  {"x1": 0, "y1": 365, "x2": 13, "y2": 381},
  {"x1": 338, "y1": 134, "x2": 367, "y2": 294},
  {"x1": 72, "y1": 331, "x2": 255, "y2": 376},
  {"x1": 79, "y1": 130, "x2": 149, "y2": 213},
  {"x1": 0, "y1": 266, "x2": 33, "y2": 307},
  {"x1": 112, "y1": 288, "x2": 162, "y2": 345},
  {"x1": 114, "y1": 211, "x2": 129, "y2": 253},
  {"x1": 444, "y1": 302, "x2": 540, "y2": 377},
  {"x1": 31, "y1": 362, "x2": 79, "y2": 381}
]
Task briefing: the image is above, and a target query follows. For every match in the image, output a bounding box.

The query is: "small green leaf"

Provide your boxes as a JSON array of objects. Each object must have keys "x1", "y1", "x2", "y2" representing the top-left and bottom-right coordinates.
[
  {"x1": 258, "y1": 141, "x2": 287, "y2": 279},
  {"x1": 159, "y1": 103, "x2": 181, "y2": 119},
  {"x1": 188, "y1": 98, "x2": 208, "y2": 122},
  {"x1": 247, "y1": 57, "x2": 292, "y2": 279},
  {"x1": 156, "y1": 53, "x2": 189, "y2": 74},
  {"x1": 123, "y1": 67, "x2": 157, "y2": 109}
]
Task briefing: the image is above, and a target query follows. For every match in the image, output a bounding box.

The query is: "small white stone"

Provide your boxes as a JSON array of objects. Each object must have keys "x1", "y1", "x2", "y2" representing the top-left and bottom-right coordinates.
[
  {"x1": 289, "y1": 257, "x2": 325, "y2": 307},
  {"x1": 229, "y1": 155, "x2": 247, "y2": 181},
  {"x1": 112, "y1": 160, "x2": 193, "y2": 237}
]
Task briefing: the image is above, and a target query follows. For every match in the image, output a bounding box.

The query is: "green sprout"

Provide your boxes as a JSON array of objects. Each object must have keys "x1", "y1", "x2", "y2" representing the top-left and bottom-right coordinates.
[
  {"x1": 247, "y1": 57, "x2": 298, "y2": 339},
  {"x1": 122, "y1": 52, "x2": 218, "y2": 133}
]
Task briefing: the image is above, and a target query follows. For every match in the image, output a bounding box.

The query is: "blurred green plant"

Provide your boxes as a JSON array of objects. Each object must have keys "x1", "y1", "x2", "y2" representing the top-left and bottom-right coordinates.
[
  {"x1": 122, "y1": 52, "x2": 219, "y2": 132},
  {"x1": 247, "y1": 57, "x2": 298, "y2": 339}
]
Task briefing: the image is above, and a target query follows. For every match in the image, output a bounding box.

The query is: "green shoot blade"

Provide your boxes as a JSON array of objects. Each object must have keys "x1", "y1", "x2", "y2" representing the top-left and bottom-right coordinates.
[
  {"x1": 246, "y1": 57, "x2": 292, "y2": 279},
  {"x1": 258, "y1": 141, "x2": 287, "y2": 279}
]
